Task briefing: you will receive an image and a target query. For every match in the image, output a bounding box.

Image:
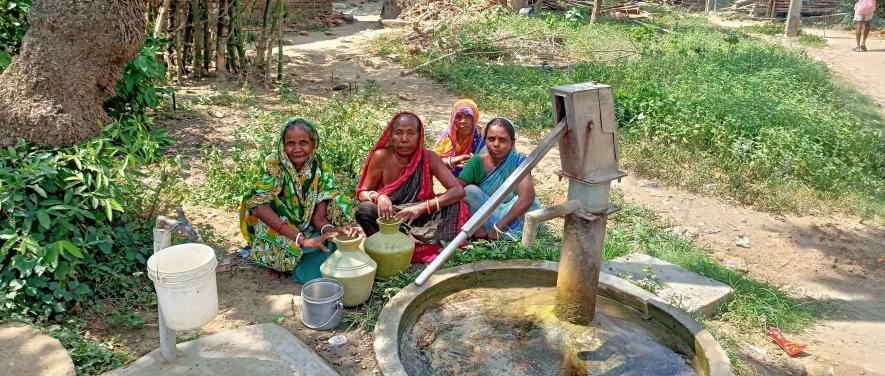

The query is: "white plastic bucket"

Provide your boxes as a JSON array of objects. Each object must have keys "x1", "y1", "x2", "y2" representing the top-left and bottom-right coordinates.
[
  {"x1": 147, "y1": 243, "x2": 219, "y2": 330},
  {"x1": 301, "y1": 278, "x2": 344, "y2": 330}
]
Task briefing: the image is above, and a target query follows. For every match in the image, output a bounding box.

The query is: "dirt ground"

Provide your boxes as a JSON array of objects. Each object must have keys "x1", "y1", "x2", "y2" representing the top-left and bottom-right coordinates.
[{"x1": 89, "y1": 4, "x2": 884, "y2": 376}]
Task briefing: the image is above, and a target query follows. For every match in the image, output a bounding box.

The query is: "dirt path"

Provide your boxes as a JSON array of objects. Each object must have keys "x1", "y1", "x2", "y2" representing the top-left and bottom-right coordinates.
[{"x1": 132, "y1": 5, "x2": 885, "y2": 376}]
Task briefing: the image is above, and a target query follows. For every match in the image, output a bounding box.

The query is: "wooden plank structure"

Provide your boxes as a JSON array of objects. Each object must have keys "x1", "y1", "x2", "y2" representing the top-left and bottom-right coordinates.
[{"x1": 758, "y1": 0, "x2": 840, "y2": 16}]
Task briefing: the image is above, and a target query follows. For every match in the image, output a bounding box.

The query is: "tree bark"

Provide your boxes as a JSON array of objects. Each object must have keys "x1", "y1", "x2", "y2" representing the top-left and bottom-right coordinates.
[
  {"x1": 784, "y1": 0, "x2": 802, "y2": 37},
  {"x1": 216, "y1": 0, "x2": 228, "y2": 79},
  {"x1": 175, "y1": 0, "x2": 188, "y2": 82},
  {"x1": 254, "y1": 0, "x2": 274, "y2": 81},
  {"x1": 275, "y1": 0, "x2": 284, "y2": 81},
  {"x1": 191, "y1": 0, "x2": 204, "y2": 77},
  {"x1": 202, "y1": 0, "x2": 211, "y2": 73},
  {"x1": 154, "y1": 0, "x2": 174, "y2": 37},
  {"x1": 590, "y1": 0, "x2": 602, "y2": 23},
  {"x1": 0, "y1": 0, "x2": 152, "y2": 147}
]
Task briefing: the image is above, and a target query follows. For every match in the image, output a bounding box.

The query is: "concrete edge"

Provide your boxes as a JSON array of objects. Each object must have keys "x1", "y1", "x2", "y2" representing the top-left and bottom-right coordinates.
[{"x1": 373, "y1": 260, "x2": 733, "y2": 376}]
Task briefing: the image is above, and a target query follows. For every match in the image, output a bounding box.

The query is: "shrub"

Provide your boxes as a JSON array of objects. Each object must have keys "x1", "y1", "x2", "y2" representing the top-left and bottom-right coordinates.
[
  {"x1": 0, "y1": 0, "x2": 30, "y2": 72},
  {"x1": 0, "y1": 118, "x2": 176, "y2": 318}
]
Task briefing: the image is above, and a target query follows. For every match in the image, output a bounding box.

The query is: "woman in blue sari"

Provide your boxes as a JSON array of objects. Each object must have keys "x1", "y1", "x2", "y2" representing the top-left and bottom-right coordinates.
[{"x1": 458, "y1": 117, "x2": 540, "y2": 240}]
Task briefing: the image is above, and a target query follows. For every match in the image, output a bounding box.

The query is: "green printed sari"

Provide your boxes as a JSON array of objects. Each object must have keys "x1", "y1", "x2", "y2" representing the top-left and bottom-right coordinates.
[{"x1": 239, "y1": 118, "x2": 353, "y2": 283}]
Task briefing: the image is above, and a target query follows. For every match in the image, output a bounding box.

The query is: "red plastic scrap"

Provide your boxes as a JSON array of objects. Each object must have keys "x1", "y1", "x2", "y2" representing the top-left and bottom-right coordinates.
[{"x1": 768, "y1": 327, "x2": 807, "y2": 357}]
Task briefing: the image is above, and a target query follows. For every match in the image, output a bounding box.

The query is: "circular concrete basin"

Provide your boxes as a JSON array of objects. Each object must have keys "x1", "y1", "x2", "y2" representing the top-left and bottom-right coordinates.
[{"x1": 374, "y1": 260, "x2": 732, "y2": 376}]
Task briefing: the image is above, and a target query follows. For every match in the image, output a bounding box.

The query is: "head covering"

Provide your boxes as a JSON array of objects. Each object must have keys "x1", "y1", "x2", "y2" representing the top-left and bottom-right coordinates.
[
  {"x1": 434, "y1": 99, "x2": 484, "y2": 158},
  {"x1": 356, "y1": 112, "x2": 434, "y2": 201},
  {"x1": 240, "y1": 118, "x2": 353, "y2": 243}
]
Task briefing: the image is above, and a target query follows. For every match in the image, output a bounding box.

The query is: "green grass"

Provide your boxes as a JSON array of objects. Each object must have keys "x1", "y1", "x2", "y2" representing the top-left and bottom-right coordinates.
[{"x1": 374, "y1": 8, "x2": 885, "y2": 220}]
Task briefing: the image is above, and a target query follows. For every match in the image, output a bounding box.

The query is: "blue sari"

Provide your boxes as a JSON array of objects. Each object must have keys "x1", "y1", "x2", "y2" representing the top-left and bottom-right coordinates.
[{"x1": 461, "y1": 150, "x2": 541, "y2": 238}]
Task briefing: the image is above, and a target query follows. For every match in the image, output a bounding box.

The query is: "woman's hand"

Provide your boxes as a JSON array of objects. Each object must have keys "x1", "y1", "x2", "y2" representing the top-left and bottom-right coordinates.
[
  {"x1": 301, "y1": 232, "x2": 336, "y2": 252},
  {"x1": 331, "y1": 226, "x2": 359, "y2": 237},
  {"x1": 376, "y1": 194, "x2": 395, "y2": 218},
  {"x1": 394, "y1": 204, "x2": 426, "y2": 224},
  {"x1": 452, "y1": 154, "x2": 472, "y2": 168}
]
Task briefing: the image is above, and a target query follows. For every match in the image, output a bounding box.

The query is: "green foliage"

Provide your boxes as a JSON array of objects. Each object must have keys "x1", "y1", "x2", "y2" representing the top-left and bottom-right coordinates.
[
  {"x1": 0, "y1": 0, "x2": 29, "y2": 72},
  {"x1": 105, "y1": 36, "x2": 174, "y2": 118},
  {"x1": 193, "y1": 82, "x2": 397, "y2": 207},
  {"x1": 45, "y1": 321, "x2": 133, "y2": 375},
  {"x1": 381, "y1": 9, "x2": 885, "y2": 218},
  {"x1": 618, "y1": 264, "x2": 660, "y2": 294},
  {"x1": 0, "y1": 118, "x2": 176, "y2": 318}
]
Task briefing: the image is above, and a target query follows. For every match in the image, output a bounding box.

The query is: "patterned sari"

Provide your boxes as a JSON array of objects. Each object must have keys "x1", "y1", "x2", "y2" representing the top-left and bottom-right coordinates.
[
  {"x1": 460, "y1": 149, "x2": 541, "y2": 238},
  {"x1": 356, "y1": 112, "x2": 469, "y2": 262},
  {"x1": 239, "y1": 118, "x2": 353, "y2": 283},
  {"x1": 433, "y1": 99, "x2": 485, "y2": 176}
]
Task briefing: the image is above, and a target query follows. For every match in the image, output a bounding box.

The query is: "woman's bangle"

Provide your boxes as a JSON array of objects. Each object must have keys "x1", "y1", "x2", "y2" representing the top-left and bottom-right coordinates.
[
  {"x1": 367, "y1": 191, "x2": 378, "y2": 203},
  {"x1": 425, "y1": 200, "x2": 432, "y2": 215},
  {"x1": 447, "y1": 156, "x2": 453, "y2": 169},
  {"x1": 493, "y1": 223, "x2": 504, "y2": 235},
  {"x1": 373, "y1": 193, "x2": 385, "y2": 204},
  {"x1": 434, "y1": 197, "x2": 441, "y2": 212},
  {"x1": 295, "y1": 232, "x2": 304, "y2": 247},
  {"x1": 320, "y1": 224, "x2": 334, "y2": 235},
  {"x1": 274, "y1": 221, "x2": 287, "y2": 234}
]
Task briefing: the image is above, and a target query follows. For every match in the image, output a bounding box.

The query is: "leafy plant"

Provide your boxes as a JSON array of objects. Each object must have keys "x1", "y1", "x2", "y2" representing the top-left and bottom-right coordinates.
[
  {"x1": 105, "y1": 36, "x2": 174, "y2": 118},
  {"x1": 0, "y1": 117, "x2": 174, "y2": 319},
  {"x1": 618, "y1": 264, "x2": 661, "y2": 294}
]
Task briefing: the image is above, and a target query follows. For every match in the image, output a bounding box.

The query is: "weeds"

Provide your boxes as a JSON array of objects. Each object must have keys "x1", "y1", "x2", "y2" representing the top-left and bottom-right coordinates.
[{"x1": 618, "y1": 264, "x2": 661, "y2": 294}]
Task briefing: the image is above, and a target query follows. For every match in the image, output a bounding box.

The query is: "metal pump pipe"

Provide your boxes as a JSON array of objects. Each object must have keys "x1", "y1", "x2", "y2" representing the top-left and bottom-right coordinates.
[{"x1": 414, "y1": 119, "x2": 568, "y2": 286}]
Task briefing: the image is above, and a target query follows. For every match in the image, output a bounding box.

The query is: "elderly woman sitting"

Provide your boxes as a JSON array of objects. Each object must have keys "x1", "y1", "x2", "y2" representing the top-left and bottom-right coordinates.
[
  {"x1": 355, "y1": 112, "x2": 468, "y2": 262},
  {"x1": 458, "y1": 117, "x2": 540, "y2": 240},
  {"x1": 239, "y1": 118, "x2": 356, "y2": 283}
]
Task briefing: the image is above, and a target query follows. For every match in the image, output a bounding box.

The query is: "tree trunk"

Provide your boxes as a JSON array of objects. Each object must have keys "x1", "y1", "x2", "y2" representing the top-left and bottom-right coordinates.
[
  {"x1": 784, "y1": 0, "x2": 802, "y2": 37},
  {"x1": 254, "y1": 0, "x2": 274, "y2": 81},
  {"x1": 202, "y1": 0, "x2": 211, "y2": 73},
  {"x1": 275, "y1": 0, "x2": 284, "y2": 81},
  {"x1": 175, "y1": 0, "x2": 188, "y2": 82},
  {"x1": 0, "y1": 0, "x2": 151, "y2": 147},
  {"x1": 266, "y1": 0, "x2": 283, "y2": 72},
  {"x1": 590, "y1": 0, "x2": 602, "y2": 24},
  {"x1": 190, "y1": 0, "x2": 204, "y2": 77},
  {"x1": 216, "y1": 0, "x2": 228, "y2": 79},
  {"x1": 233, "y1": 0, "x2": 246, "y2": 74},
  {"x1": 154, "y1": 0, "x2": 174, "y2": 37}
]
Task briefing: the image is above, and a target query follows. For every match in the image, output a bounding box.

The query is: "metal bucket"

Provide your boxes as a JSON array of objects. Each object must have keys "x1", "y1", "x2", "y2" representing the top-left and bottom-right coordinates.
[{"x1": 301, "y1": 278, "x2": 344, "y2": 330}]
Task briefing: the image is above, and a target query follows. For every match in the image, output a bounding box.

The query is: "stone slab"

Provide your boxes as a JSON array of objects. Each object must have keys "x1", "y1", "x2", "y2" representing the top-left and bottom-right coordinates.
[
  {"x1": 0, "y1": 322, "x2": 76, "y2": 376},
  {"x1": 104, "y1": 323, "x2": 338, "y2": 376},
  {"x1": 602, "y1": 253, "x2": 733, "y2": 317}
]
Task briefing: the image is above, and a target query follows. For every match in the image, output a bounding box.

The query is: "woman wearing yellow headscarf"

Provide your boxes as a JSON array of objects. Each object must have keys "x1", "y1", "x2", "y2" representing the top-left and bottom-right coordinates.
[{"x1": 433, "y1": 99, "x2": 484, "y2": 177}]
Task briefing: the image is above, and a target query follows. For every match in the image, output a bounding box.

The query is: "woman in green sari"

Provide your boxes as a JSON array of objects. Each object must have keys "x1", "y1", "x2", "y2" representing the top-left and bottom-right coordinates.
[
  {"x1": 239, "y1": 118, "x2": 356, "y2": 283},
  {"x1": 459, "y1": 117, "x2": 540, "y2": 240}
]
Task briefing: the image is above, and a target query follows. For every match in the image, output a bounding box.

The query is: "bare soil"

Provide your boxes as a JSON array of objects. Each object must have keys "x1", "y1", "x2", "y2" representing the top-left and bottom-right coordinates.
[{"x1": 88, "y1": 5, "x2": 884, "y2": 376}]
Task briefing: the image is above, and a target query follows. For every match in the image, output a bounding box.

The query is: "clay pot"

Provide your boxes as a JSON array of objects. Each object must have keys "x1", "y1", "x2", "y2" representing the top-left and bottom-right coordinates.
[
  {"x1": 364, "y1": 218, "x2": 415, "y2": 279},
  {"x1": 320, "y1": 234, "x2": 376, "y2": 307}
]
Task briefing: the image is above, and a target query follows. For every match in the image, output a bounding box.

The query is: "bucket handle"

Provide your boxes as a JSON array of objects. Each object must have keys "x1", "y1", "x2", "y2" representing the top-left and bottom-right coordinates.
[{"x1": 313, "y1": 301, "x2": 344, "y2": 330}]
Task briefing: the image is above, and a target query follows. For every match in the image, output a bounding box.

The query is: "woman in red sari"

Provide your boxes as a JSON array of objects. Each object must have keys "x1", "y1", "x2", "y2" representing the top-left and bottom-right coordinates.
[{"x1": 355, "y1": 112, "x2": 468, "y2": 262}]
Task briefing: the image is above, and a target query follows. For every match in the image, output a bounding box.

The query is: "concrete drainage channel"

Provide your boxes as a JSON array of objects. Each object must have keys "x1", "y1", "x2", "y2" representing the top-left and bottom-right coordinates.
[{"x1": 373, "y1": 260, "x2": 733, "y2": 376}]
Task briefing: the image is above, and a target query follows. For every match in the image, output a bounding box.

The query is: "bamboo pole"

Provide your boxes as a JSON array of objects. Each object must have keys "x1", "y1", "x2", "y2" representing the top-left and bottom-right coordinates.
[{"x1": 216, "y1": 0, "x2": 228, "y2": 79}]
